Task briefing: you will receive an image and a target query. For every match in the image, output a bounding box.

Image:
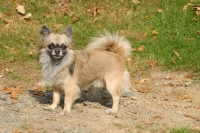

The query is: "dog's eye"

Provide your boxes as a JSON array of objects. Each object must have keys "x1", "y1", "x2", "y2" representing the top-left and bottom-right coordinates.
[
  {"x1": 48, "y1": 43, "x2": 55, "y2": 49},
  {"x1": 61, "y1": 44, "x2": 67, "y2": 50}
]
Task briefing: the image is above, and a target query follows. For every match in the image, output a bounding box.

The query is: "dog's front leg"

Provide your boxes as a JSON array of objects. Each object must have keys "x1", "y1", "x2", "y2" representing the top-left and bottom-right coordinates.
[
  {"x1": 61, "y1": 86, "x2": 80, "y2": 115},
  {"x1": 44, "y1": 89, "x2": 61, "y2": 110}
]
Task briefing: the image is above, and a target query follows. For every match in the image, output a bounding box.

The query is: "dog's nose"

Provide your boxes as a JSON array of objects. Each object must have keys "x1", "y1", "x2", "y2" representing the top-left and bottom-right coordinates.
[{"x1": 55, "y1": 49, "x2": 60, "y2": 54}]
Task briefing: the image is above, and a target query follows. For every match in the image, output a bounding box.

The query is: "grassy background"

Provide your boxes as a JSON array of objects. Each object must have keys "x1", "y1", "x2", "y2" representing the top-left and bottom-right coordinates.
[
  {"x1": 0, "y1": 0, "x2": 200, "y2": 132},
  {"x1": 0, "y1": 0, "x2": 200, "y2": 74}
]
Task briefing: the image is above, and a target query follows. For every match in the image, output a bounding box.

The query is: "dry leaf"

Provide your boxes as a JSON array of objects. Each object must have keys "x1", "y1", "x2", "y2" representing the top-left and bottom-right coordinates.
[
  {"x1": 143, "y1": 32, "x2": 148, "y2": 37},
  {"x1": 10, "y1": 92, "x2": 18, "y2": 99},
  {"x1": 93, "y1": 7, "x2": 100, "y2": 17},
  {"x1": 143, "y1": 121, "x2": 154, "y2": 125},
  {"x1": 193, "y1": 6, "x2": 200, "y2": 11},
  {"x1": 152, "y1": 30, "x2": 158, "y2": 35},
  {"x1": 188, "y1": 38, "x2": 195, "y2": 41},
  {"x1": 183, "y1": 3, "x2": 193, "y2": 11},
  {"x1": 166, "y1": 76, "x2": 173, "y2": 80},
  {"x1": 172, "y1": 58, "x2": 176, "y2": 64},
  {"x1": 139, "y1": 79, "x2": 148, "y2": 84},
  {"x1": 132, "y1": 0, "x2": 141, "y2": 4},
  {"x1": 152, "y1": 116, "x2": 163, "y2": 121},
  {"x1": 158, "y1": 9, "x2": 163, "y2": 13},
  {"x1": 177, "y1": 95, "x2": 186, "y2": 100},
  {"x1": 183, "y1": 114, "x2": 199, "y2": 121},
  {"x1": 0, "y1": 73, "x2": 4, "y2": 78},
  {"x1": 196, "y1": 11, "x2": 200, "y2": 16},
  {"x1": 137, "y1": 45, "x2": 145, "y2": 51},
  {"x1": 173, "y1": 50, "x2": 180, "y2": 57},
  {"x1": 131, "y1": 81, "x2": 136, "y2": 85},
  {"x1": 185, "y1": 79, "x2": 192, "y2": 86},
  {"x1": 197, "y1": 31, "x2": 200, "y2": 36},
  {"x1": 16, "y1": 4, "x2": 25, "y2": 15},
  {"x1": 185, "y1": 74, "x2": 193, "y2": 81},
  {"x1": 139, "y1": 87, "x2": 150, "y2": 93},
  {"x1": 97, "y1": 22, "x2": 103, "y2": 28},
  {"x1": 20, "y1": 13, "x2": 32, "y2": 20},
  {"x1": 149, "y1": 61, "x2": 156, "y2": 67},
  {"x1": 71, "y1": 16, "x2": 79, "y2": 23}
]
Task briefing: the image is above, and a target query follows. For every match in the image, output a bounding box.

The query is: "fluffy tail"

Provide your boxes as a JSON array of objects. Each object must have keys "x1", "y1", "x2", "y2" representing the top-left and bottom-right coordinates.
[{"x1": 86, "y1": 32, "x2": 132, "y2": 60}]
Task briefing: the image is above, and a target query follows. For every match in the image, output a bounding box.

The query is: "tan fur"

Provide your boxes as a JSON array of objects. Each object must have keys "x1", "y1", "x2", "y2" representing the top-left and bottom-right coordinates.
[{"x1": 39, "y1": 25, "x2": 133, "y2": 115}]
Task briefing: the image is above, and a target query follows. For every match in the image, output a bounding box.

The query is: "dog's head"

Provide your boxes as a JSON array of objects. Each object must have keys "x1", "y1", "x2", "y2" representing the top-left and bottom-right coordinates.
[{"x1": 39, "y1": 25, "x2": 74, "y2": 62}]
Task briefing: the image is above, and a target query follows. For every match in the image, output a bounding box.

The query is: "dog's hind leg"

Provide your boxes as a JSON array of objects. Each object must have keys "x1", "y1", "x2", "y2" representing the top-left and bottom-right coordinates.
[{"x1": 105, "y1": 76, "x2": 121, "y2": 114}]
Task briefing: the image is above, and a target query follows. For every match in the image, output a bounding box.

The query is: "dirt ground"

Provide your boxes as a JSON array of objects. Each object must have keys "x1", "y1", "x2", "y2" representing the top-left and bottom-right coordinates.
[{"x1": 0, "y1": 61, "x2": 200, "y2": 133}]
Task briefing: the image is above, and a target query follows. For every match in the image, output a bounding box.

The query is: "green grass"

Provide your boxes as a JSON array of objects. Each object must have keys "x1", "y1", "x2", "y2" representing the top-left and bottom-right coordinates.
[
  {"x1": 170, "y1": 127, "x2": 200, "y2": 133},
  {"x1": 0, "y1": 0, "x2": 200, "y2": 73}
]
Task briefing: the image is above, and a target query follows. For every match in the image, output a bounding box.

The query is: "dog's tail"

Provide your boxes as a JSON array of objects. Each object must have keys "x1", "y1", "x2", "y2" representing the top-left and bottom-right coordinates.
[{"x1": 86, "y1": 32, "x2": 132, "y2": 60}]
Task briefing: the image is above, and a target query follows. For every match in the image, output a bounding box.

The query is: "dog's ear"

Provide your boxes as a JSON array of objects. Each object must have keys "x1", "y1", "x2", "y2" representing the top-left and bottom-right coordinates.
[
  {"x1": 40, "y1": 25, "x2": 50, "y2": 38},
  {"x1": 64, "y1": 25, "x2": 73, "y2": 39}
]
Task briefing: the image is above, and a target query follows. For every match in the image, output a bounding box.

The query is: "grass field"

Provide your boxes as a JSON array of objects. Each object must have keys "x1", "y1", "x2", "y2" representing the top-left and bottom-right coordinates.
[
  {"x1": 0, "y1": 0, "x2": 200, "y2": 73},
  {"x1": 0, "y1": 0, "x2": 200, "y2": 132}
]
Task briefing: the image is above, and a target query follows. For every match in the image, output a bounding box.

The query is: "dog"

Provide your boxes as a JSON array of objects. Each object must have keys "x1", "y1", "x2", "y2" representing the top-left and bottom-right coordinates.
[{"x1": 39, "y1": 25, "x2": 134, "y2": 115}]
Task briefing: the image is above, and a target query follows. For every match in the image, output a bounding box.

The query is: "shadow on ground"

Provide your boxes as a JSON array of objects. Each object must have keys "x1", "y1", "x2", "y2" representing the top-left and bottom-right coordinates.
[{"x1": 28, "y1": 88, "x2": 112, "y2": 109}]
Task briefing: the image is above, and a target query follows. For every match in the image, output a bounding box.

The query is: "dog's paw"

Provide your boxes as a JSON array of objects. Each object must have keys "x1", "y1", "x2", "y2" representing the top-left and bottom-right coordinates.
[
  {"x1": 44, "y1": 105, "x2": 56, "y2": 110},
  {"x1": 105, "y1": 109, "x2": 117, "y2": 115},
  {"x1": 60, "y1": 109, "x2": 70, "y2": 116}
]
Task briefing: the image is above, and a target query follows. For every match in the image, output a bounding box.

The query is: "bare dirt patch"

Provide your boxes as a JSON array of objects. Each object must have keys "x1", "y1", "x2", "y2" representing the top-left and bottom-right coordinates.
[{"x1": 0, "y1": 63, "x2": 200, "y2": 133}]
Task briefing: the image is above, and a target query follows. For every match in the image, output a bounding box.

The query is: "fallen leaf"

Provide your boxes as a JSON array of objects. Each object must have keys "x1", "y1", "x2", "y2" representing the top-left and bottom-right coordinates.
[
  {"x1": 139, "y1": 87, "x2": 150, "y2": 93},
  {"x1": 139, "y1": 79, "x2": 148, "y2": 84},
  {"x1": 188, "y1": 38, "x2": 195, "y2": 41},
  {"x1": 185, "y1": 79, "x2": 193, "y2": 86},
  {"x1": 193, "y1": 6, "x2": 200, "y2": 11},
  {"x1": 152, "y1": 116, "x2": 163, "y2": 121},
  {"x1": 143, "y1": 32, "x2": 148, "y2": 37},
  {"x1": 132, "y1": 0, "x2": 141, "y2": 4},
  {"x1": 131, "y1": 81, "x2": 136, "y2": 85},
  {"x1": 158, "y1": 9, "x2": 163, "y2": 13},
  {"x1": 197, "y1": 31, "x2": 200, "y2": 36},
  {"x1": 185, "y1": 74, "x2": 193, "y2": 81},
  {"x1": 93, "y1": 7, "x2": 100, "y2": 17},
  {"x1": 71, "y1": 16, "x2": 79, "y2": 23},
  {"x1": 16, "y1": 4, "x2": 25, "y2": 15},
  {"x1": 149, "y1": 61, "x2": 156, "y2": 67},
  {"x1": 183, "y1": 3, "x2": 193, "y2": 11},
  {"x1": 143, "y1": 121, "x2": 154, "y2": 125},
  {"x1": 20, "y1": 13, "x2": 32, "y2": 20},
  {"x1": 0, "y1": 73, "x2": 4, "y2": 78},
  {"x1": 4, "y1": 19, "x2": 13, "y2": 24},
  {"x1": 10, "y1": 92, "x2": 18, "y2": 100},
  {"x1": 177, "y1": 95, "x2": 187, "y2": 100},
  {"x1": 12, "y1": 130, "x2": 23, "y2": 133},
  {"x1": 173, "y1": 50, "x2": 180, "y2": 57},
  {"x1": 166, "y1": 76, "x2": 173, "y2": 80},
  {"x1": 194, "y1": 6, "x2": 200, "y2": 16},
  {"x1": 184, "y1": 114, "x2": 199, "y2": 121},
  {"x1": 172, "y1": 58, "x2": 176, "y2": 64},
  {"x1": 195, "y1": 11, "x2": 200, "y2": 16},
  {"x1": 152, "y1": 30, "x2": 158, "y2": 35},
  {"x1": 97, "y1": 22, "x2": 103, "y2": 28},
  {"x1": 137, "y1": 45, "x2": 145, "y2": 51}
]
